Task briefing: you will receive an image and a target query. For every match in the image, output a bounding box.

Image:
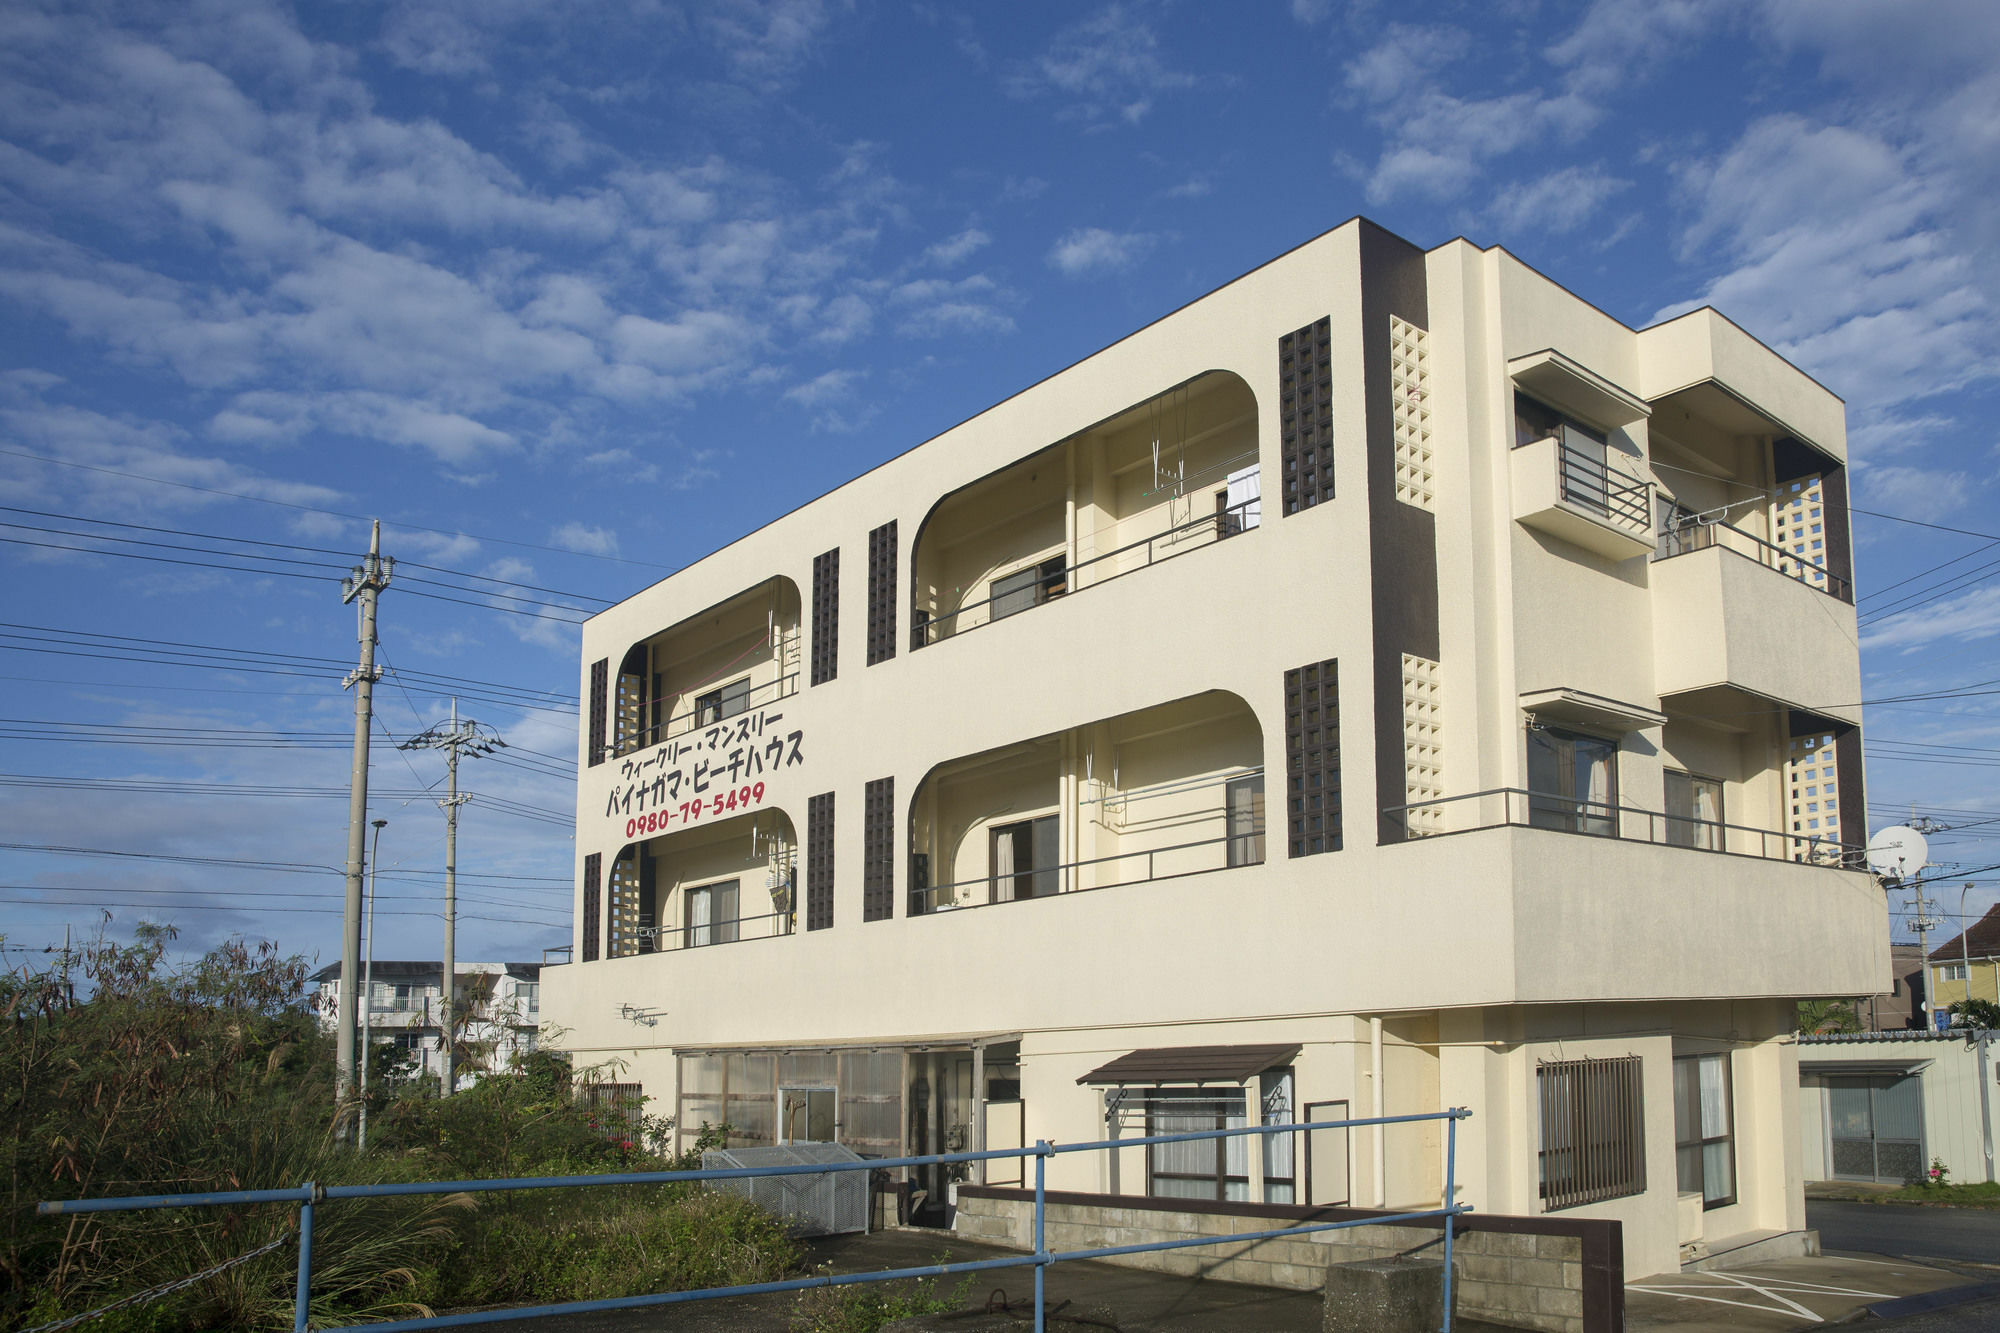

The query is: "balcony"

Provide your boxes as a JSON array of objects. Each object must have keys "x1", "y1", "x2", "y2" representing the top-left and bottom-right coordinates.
[
  {"x1": 1380, "y1": 787, "x2": 1863, "y2": 867},
  {"x1": 1511, "y1": 433, "x2": 1654, "y2": 561},
  {"x1": 611, "y1": 575, "x2": 801, "y2": 761},
  {"x1": 909, "y1": 690, "x2": 1264, "y2": 914},
  {"x1": 607, "y1": 807, "x2": 798, "y2": 957},
  {"x1": 1651, "y1": 525, "x2": 1860, "y2": 719},
  {"x1": 912, "y1": 370, "x2": 1259, "y2": 650}
]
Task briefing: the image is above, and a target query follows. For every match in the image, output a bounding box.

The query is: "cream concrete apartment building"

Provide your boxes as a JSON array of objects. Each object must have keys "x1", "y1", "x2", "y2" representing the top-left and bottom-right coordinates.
[{"x1": 544, "y1": 218, "x2": 1885, "y2": 1280}]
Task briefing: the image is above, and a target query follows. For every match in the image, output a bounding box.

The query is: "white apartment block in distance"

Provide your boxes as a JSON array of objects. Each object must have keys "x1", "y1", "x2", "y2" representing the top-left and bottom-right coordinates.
[{"x1": 544, "y1": 217, "x2": 1885, "y2": 1280}]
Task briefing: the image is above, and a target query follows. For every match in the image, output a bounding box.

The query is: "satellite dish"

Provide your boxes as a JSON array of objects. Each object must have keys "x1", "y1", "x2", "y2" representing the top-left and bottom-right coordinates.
[{"x1": 1866, "y1": 826, "x2": 1929, "y2": 880}]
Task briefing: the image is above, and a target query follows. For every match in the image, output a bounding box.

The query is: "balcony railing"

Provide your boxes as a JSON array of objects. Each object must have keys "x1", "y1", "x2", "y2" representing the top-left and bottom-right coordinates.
[
  {"x1": 1654, "y1": 517, "x2": 1852, "y2": 603},
  {"x1": 1379, "y1": 787, "x2": 1864, "y2": 867},
  {"x1": 1552, "y1": 439, "x2": 1650, "y2": 534},
  {"x1": 612, "y1": 670, "x2": 800, "y2": 759},
  {"x1": 620, "y1": 906, "x2": 794, "y2": 955},
  {"x1": 914, "y1": 492, "x2": 1260, "y2": 648},
  {"x1": 910, "y1": 828, "x2": 1262, "y2": 915}
]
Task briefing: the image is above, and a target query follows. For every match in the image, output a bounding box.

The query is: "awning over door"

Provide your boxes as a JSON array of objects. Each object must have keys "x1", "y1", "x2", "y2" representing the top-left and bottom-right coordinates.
[
  {"x1": 1077, "y1": 1043, "x2": 1301, "y2": 1086},
  {"x1": 1801, "y1": 1060, "x2": 1933, "y2": 1078}
]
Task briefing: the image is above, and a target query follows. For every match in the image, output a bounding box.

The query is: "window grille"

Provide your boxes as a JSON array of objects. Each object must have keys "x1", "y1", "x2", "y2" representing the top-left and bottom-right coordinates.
[
  {"x1": 866, "y1": 522, "x2": 897, "y2": 666},
  {"x1": 1279, "y1": 316, "x2": 1334, "y2": 514},
  {"x1": 587, "y1": 658, "x2": 608, "y2": 767},
  {"x1": 581, "y1": 852, "x2": 602, "y2": 962},
  {"x1": 1284, "y1": 659, "x2": 1341, "y2": 856},
  {"x1": 812, "y1": 548, "x2": 839, "y2": 685},
  {"x1": 1401, "y1": 654, "x2": 1442, "y2": 834},
  {"x1": 806, "y1": 792, "x2": 835, "y2": 931},
  {"x1": 1538, "y1": 1055, "x2": 1645, "y2": 1210},
  {"x1": 863, "y1": 777, "x2": 894, "y2": 921},
  {"x1": 1389, "y1": 316, "x2": 1434, "y2": 510}
]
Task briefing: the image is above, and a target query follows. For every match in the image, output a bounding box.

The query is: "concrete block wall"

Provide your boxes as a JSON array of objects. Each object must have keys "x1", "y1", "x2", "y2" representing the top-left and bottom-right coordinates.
[{"x1": 954, "y1": 1190, "x2": 1594, "y2": 1333}]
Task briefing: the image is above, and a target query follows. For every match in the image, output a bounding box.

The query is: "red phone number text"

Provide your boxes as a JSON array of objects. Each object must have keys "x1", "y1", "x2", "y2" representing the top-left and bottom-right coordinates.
[{"x1": 624, "y1": 781, "x2": 766, "y2": 839}]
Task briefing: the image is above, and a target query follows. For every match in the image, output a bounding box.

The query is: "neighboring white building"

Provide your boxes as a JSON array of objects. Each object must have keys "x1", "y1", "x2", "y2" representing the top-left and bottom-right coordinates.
[
  {"x1": 1799, "y1": 1030, "x2": 1998, "y2": 1187},
  {"x1": 313, "y1": 960, "x2": 542, "y2": 1089},
  {"x1": 544, "y1": 217, "x2": 1884, "y2": 1280}
]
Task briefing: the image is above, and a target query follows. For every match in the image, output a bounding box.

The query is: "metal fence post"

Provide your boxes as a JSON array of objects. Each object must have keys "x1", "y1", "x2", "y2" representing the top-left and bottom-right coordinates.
[
  {"x1": 1441, "y1": 1117, "x2": 1456, "y2": 1333},
  {"x1": 295, "y1": 1184, "x2": 316, "y2": 1333},
  {"x1": 1034, "y1": 1141, "x2": 1049, "y2": 1333}
]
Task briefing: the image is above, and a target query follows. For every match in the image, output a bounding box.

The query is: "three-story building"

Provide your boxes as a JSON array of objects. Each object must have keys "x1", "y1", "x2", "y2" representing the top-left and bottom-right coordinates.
[{"x1": 545, "y1": 218, "x2": 1885, "y2": 1279}]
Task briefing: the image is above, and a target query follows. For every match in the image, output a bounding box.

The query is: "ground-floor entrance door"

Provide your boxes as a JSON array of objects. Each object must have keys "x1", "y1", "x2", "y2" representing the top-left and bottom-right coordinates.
[{"x1": 1827, "y1": 1074, "x2": 1924, "y2": 1183}]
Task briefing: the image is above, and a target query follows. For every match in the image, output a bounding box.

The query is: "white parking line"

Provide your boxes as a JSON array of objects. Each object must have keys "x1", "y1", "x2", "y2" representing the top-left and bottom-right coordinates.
[{"x1": 1627, "y1": 1272, "x2": 1894, "y2": 1323}]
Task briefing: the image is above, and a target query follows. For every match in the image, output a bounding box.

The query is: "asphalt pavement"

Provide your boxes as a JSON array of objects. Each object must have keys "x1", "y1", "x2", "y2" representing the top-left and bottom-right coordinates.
[{"x1": 1806, "y1": 1199, "x2": 2000, "y2": 1266}]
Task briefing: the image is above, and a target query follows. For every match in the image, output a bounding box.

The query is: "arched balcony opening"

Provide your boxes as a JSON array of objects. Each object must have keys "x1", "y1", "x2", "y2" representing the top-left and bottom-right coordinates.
[
  {"x1": 611, "y1": 575, "x2": 802, "y2": 760},
  {"x1": 906, "y1": 690, "x2": 1264, "y2": 915},
  {"x1": 910, "y1": 371, "x2": 1259, "y2": 648},
  {"x1": 606, "y1": 806, "x2": 798, "y2": 957}
]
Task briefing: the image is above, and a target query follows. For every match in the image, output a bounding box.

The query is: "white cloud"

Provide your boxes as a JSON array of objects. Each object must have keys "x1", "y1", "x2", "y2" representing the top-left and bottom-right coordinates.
[
  {"x1": 1863, "y1": 586, "x2": 2000, "y2": 653},
  {"x1": 1488, "y1": 166, "x2": 1631, "y2": 235},
  {"x1": 783, "y1": 368, "x2": 863, "y2": 408},
  {"x1": 1342, "y1": 24, "x2": 1468, "y2": 105},
  {"x1": 1008, "y1": 5, "x2": 1199, "y2": 127},
  {"x1": 549, "y1": 522, "x2": 619, "y2": 557},
  {"x1": 1048, "y1": 227, "x2": 1157, "y2": 276},
  {"x1": 923, "y1": 228, "x2": 991, "y2": 267}
]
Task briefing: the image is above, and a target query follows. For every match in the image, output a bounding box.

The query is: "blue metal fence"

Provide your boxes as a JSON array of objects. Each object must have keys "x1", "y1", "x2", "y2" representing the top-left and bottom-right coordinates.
[{"x1": 38, "y1": 1107, "x2": 1472, "y2": 1333}]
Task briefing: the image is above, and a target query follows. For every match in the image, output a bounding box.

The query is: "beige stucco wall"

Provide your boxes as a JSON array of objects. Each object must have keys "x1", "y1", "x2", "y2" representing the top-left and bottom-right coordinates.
[{"x1": 548, "y1": 218, "x2": 1874, "y2": 1287}]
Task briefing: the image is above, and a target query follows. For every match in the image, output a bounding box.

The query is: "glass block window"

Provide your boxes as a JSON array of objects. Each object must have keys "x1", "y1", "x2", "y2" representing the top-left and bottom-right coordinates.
[
  {"x1": 1402, "y1": 654, "x2": 1443, "y2": 834},
  {"x1": 1389, "y1": 316, "x2": 1434, "y2": 511},
  {"x1": 1284, "y1": 660, "x2": 1341, "y2": 857},
  {"x1": 1788, "y1": 731, "x2": 1842, "y2": 861},
  {"x1": 1772, "y1": 475, "x2": 1828, "y2": 590}
]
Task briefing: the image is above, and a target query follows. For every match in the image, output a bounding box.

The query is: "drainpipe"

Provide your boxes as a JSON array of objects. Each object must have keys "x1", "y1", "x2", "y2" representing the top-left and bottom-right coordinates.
[
  {"x1": 971, "y1": 1042, "x2": 987, "y2": 1186},
  {"x1": 1371, "y1": 1016, "x2": 1387, "y2": 1207},
  {"x1": 1978, "y1": 1029, "x2": 1994, "y2": 1185}
]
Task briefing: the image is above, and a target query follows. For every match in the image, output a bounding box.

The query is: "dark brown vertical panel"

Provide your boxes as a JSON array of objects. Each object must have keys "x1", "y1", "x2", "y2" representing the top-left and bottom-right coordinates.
[
  {"x1": 1359, "y1": 222, "x2": 1437, "y2": 846},
  {"x1": 806, "y1": 791, "x2": 835, "y2": 931},
  {"x1": 867, "y1": 521, "x2": 898, "y2": 666},
  {"x1": 1834, "y1": 726, "x2": 1865, "y2": 856},
  {"x1": 863, "y1": 777, "x2": 894, "y2": 920},
  {"x1": 587, "y1": 658, "x2": 609, "y2": 767},
  {"x1": 1284, "y1": 660, "x2": 1341, "y2": 857},
  {"x1": 811, "y1": 548, "x2": 840, "y2": 685},
  {"x1": 581, "y1": 852, "x2": 602, "y2": 962},
  {"x1": 1279, "y1": 316, "x2": 1334, "y2": 515}
]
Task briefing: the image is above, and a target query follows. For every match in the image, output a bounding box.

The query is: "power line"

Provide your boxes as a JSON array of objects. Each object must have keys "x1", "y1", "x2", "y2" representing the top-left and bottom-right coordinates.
[{"x1": 0, "y1": 446, "x2": 674, "y2": 571}]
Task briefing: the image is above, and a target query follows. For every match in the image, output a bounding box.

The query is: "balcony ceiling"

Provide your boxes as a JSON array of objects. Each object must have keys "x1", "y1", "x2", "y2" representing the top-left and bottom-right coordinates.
[
  {"x1": 1650, "y1": 381, "x2": 1839, "y2": 469},
  {"x1": 1508, "y1": 350, "x2": 1651, "y2": 429},
  {"x1": 1520, "y1": 686, "x2": 1666, "y2": 732}
]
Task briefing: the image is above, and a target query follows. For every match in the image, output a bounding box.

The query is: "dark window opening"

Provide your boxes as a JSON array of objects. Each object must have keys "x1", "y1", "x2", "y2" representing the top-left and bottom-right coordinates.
[
  {"x1": 1674, "y1": 1053, "x2": 1737, "y2": 1209},
  {"x1": 685, "y1": 879, "x2": 740, "y2": 947},
  {"x1": 989, "y1": 814, "x2": 1059, "y2": 902},
  {"x1": 695, "y1": 677, "x2": 751, "y2": 727},
  {"x1": 1226, "y1": 774, "x2": 1265, "y2": 867},
  {"x1": 1527, "y1": 725, "x2": 1618, "y2": 837}
]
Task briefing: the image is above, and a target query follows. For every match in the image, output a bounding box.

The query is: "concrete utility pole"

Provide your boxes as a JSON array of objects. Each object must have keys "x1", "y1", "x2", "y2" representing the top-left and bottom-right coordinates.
[
  {"x1": 360, "y1": 817, "x2": 387, "y2": 1150},
  {"x1": 1910, "y1": 884, "x2": 1941, "y2": 1025},
  {"x1": 400, "y1": 701, "x2": 503, "y2": 1096},
  {"x1": 338, "y1": 521, "x2": 392, "y2": 1117}
]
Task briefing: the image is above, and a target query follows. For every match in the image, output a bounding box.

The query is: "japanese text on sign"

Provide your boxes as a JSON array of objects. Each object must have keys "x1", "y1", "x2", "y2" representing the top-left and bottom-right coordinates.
[{"x1": 605, "y1": 708, "x2": 805, "y2": 826}]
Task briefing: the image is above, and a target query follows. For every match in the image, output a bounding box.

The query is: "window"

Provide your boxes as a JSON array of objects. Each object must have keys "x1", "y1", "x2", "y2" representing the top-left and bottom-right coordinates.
[
  {"x1": 1260, "y1": 1069, "x2": 1296, "y2": 1205},
  {"x1": 990, "y1": 556, "x2": 1067, "y2": 623},
  {"x1": 1146, "y1": 1088, "x2": 1251, "y2": 1202},
  {"x1": 695, "y1": 677, "x2": 751, "y2": 727},
  {"x1": 685, "y1": 879, "x2": 740, "y2": 947},
  {"x1": 1942, "y1": 962, "x2": 1968, "y2": 981},
  {"x1": 1527, "y1": 726, "x2": 1618, "y2": 837},
  {"x1": 1226, "y1": 775, "x2": 1265, "y2": 868},
  {"x1": 393, "y1": 1032, "x2": 427, "y2": 1054},
  {"x1": 1664, "y1": 770, "x2": 1724, "y2": 851},
  {"x1": 1538, "y1": 1055, "x2": 1645, "y2": 1210},
  {"x1": 989, "y1": 815, "x2": 1059, "y2": 902},
  {"x1": 1517, "y1": 394, "x2": 1615, "y2": 515},
  {"x1": 518, "y1": 982, "x2": 539, "y2": 1014},
  {"x1": 1674, "y1": 1053, "x2": 1736, "y2": 1209}
]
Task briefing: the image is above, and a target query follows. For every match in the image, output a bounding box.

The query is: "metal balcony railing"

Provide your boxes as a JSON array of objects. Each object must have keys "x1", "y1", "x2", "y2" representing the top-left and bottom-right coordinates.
[
  {"x1": 913, "y1": 492, "x2": 1261, "y2": 648},
  {"x1": 1653, "y1": 516, "x2": 1853, "y2": 603},
  {"x1": 910, "y1": 827, "x2": 1262, "y2": 916},
  {"x1": 1551, "y1": 438, "x2": 1651, "y2": 534},
  {"x1": 612, "y1": 671, "x2": 800, "y2": 760},
  {"x1": 613, "y1": 906, "x2": 794, "y2": 956},
  {"x1": 1379, "y1": 787, "x2": 1865, "y2": 867}
]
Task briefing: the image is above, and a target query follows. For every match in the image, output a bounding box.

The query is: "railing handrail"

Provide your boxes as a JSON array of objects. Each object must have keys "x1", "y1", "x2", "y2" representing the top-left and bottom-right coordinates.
[
  {"x1": 1550, "y1": 436, "x2": 1649, "y2": 528},
  {"x1": 612, "y1": 671, "x2": 801, "y2": 758},
  {"x1": 916, "y1": 491, "x2": 1261, "y2": 644},
  {"x1": 913, "y1": 827, "x2": 1260, "y2": 912},
  {"x1": 1380, "y1": 785, "x2": 1864, "y2": 865},
  {"x1": 1654, "y1": 514, "x2": 1852, "y2": 599}
]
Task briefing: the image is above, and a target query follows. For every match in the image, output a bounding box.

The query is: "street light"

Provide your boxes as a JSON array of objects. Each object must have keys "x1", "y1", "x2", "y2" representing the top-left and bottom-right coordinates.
[{"x1": 360, "y1": 817, "x2": 387, "y2": 1149}]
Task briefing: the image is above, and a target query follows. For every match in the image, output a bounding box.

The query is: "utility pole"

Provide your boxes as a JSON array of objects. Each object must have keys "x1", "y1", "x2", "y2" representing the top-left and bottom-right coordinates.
[
  {"x1": 1910, "y1": 882, "x2": 1941, "y2": 1027},
  {"x1": 338, "y1": 520, "x2": 392, "y2": 1121},
  {"x1": 360, "y1": 817, "x2": 387, "y2": 1150},
  {"x1": 400, "y1": 701, "x2": 503, "y2": 1097}
]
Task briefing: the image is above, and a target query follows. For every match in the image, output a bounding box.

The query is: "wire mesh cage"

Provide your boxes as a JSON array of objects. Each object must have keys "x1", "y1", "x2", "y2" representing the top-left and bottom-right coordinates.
[{"x1": 700, "y1": 1142, "x2": 871, "y2": 1236}]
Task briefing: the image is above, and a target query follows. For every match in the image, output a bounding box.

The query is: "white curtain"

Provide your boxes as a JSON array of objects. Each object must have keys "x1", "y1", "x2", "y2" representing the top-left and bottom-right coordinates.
[
  {"x1": 991, "y1": 831, "x2": 1015, "y2": 903},
  {"x1": 687, "y1": 887, "x2": 711, "y2": 947},
  {"x1": 1225, "y1": 466, "x2": 1262, "y2": 530}
]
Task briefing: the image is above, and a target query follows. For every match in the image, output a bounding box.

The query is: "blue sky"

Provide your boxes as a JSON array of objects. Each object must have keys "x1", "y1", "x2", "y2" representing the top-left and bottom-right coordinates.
[{"x1": 4, "y1": 0, "x2": 2000, "y2": 970}]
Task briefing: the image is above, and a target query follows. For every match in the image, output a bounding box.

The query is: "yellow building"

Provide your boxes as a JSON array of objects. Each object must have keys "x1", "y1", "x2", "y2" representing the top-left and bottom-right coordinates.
[
  {"x1": 544, "y1": 217, "x2": 1885, "y2": 1282},
  {"x1": 1929, "y1": 904, "x2": 2000, "y2": 1011}
]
